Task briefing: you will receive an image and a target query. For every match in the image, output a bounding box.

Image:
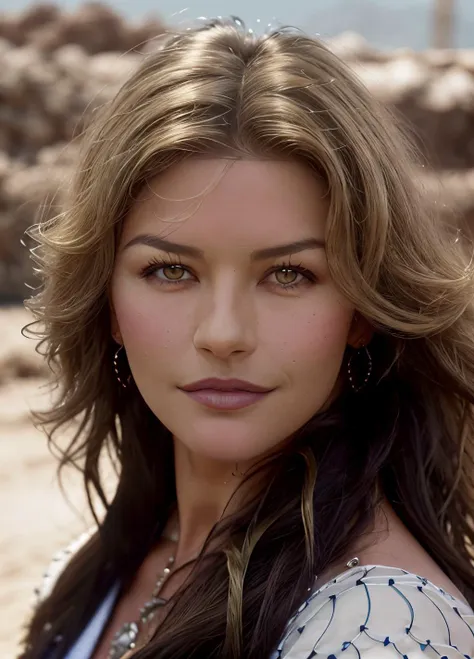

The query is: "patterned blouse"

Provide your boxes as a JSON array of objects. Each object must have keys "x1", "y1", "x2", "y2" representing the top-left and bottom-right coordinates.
[
  {"x1": 34, "y1": 530, "x2": 474, "y2": 659},
  {"x1": 274, "y1": 565, "x2": 474, "y2": 658}
]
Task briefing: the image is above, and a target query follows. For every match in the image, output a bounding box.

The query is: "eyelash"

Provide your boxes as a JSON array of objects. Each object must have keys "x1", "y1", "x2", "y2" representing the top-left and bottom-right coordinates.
[{"x1": 139, "y1": 257, "x2": 317, "y2": 290}]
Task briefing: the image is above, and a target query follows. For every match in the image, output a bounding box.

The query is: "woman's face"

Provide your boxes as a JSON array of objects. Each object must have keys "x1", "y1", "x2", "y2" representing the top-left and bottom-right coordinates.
[{"x1": 111, "y1": 158, "x2": 367, "y2": 463}]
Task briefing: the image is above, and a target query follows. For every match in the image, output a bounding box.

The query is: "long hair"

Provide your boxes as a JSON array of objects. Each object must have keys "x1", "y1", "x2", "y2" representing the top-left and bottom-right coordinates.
[{"x1": 20, "y1": 18, "x2": 474, "y2": 659}]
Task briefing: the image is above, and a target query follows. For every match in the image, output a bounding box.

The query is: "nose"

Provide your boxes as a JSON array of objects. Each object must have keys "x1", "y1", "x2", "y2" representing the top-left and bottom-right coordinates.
[{"x1": 193, "y1": 282, "x2": 257, "y2": 360}]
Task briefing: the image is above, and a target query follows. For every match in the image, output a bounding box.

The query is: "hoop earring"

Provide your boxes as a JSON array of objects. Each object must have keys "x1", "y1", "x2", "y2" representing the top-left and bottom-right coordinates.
[
  {"x1": 347, "y1": 345, "x2": 372, "y2": 392},
  {"x1": 113, "y1": 345, "x2": 132, "y2": 389}
]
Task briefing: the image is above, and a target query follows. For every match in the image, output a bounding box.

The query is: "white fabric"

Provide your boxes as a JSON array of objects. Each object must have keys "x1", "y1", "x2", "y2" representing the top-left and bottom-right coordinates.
[
  {"x1": 37, "y1": 537, "x2": 474, "y2": 659},
  {"x1": 60, "y1": 565, "x2": 474, "y2": 659},
  {"x1": 63, "y1": 582, "x2": 120, "y2": 659},
  {"x1": 36, "y1": 528, "x2": 95, "y2": 604},
  {"x1": 275, "y1": 565, "x2": 474, "y2": 658}
]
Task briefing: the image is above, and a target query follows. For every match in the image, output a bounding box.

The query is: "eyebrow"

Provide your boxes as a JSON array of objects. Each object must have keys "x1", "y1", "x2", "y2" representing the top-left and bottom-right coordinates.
[{"x1": 122, "y1": 234, "x2": 326, "y2": 260}]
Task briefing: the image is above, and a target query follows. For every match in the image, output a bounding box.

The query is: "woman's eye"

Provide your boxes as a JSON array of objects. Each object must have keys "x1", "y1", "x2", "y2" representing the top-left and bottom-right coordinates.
[
  {"x1": 141, "y1": 261, "x2": 193, "y2": 283},
  {"x1": 157, "y1": 265, "x2": 190, "y2": 281},
  {"x1": 272, "y1": 268, "x2": 301, "y2": 286},
  {"x1": 268, "y1": 266, "x2": 316, "y2": 288},
  {"x1": 141, "y1": 261, "x2": 315, "y2": 289}
]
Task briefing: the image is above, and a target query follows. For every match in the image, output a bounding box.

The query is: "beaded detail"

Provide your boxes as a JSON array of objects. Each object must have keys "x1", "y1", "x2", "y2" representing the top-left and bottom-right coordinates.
[
  {"x1": 34, "y1": 527, "x2": 95, "y2": 607},
  {"x1": 113, "y1": 345, "x2": 132, "y2": 389},
  {"x1": 347, "y1": 345, "x2": 373, "y2": 392},
  {"x1": 346, "y1": 556, "x2": 359, "y2": 568},
  {"x1": 272, "y1": 565, "x2": 474, "y2": 658},
  {"x1": 34, "y1": 539, "x2": 474, "y2": 659},
  {"x1": 109, "y1": 553, "x2": 176, "y2": 659}
]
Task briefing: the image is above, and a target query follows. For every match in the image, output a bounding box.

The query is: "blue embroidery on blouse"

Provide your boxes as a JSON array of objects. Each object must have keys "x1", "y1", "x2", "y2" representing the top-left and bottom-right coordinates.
[
  {"x1": 36, "y1": 542, "x2": 474, "y2": 659},
  {"x1": 271, "y1": 566, "x2": 474, "y2": 658}
]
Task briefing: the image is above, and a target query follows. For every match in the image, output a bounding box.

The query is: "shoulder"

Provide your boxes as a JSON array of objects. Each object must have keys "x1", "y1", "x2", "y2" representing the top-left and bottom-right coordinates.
[
  {"x1": 33, "y1": 527, "x2": 96, "y2": 606},
  {"x1": 276, "y1": 565, "x2": 474, "y2": 659}
]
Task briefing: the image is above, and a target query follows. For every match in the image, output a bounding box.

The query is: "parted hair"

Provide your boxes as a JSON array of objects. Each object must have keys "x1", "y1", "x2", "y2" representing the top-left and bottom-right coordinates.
[{"x1": 21, "y1": 17, "x2": 474, "y2": 659}]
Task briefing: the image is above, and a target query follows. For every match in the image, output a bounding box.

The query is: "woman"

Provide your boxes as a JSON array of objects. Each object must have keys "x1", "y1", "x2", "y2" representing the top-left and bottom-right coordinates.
[{"x1": 20, "y1": 17, "x2": 474, "y2": 659}]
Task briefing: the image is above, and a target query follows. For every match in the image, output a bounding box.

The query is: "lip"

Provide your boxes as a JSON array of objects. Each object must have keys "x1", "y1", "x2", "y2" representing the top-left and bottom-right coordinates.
[
  {"x1": 182, "y1": 390, "x2": 269, "y2": 411},
  {"x1": 179, "y1": 378, "x2": 275, "y2": 411},
  {"x1": 180, "y1": 378, "x2": 273, "y2": 394}
]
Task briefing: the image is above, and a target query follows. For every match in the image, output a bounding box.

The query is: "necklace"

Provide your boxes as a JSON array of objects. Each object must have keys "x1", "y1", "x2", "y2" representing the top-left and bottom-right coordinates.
[
  {"x1": 108, "y1": 530, "x2": 179, "y2": 659},
  {"x1": 107, "y1": 527, "x2": 360, "y2": 659}
]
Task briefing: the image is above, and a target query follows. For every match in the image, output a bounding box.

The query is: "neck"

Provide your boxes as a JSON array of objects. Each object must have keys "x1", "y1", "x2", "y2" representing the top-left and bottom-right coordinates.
[{"x1": 170, "y1": 438, "x2": 262, "y2": 566}]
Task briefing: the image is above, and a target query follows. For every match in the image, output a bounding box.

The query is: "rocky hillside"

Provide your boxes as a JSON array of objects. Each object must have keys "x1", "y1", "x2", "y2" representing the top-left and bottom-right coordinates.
[{"x1": 1, "y1": 5, "x2": 474, "y2": 301}]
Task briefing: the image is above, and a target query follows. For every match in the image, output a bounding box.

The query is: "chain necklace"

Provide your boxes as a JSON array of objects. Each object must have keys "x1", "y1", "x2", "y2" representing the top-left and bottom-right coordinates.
[{"x1": 108, "y1": 529, "x2": 179, "y2": 659}]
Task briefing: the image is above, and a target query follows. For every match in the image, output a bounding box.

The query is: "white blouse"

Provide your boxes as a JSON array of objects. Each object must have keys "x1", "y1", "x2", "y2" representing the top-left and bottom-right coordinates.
[
  {"x1": 273, "y1": 564, "x2": 474, "y2": 658},
  {"x1": 36, "y1": 531, "x2": 474, "y2": 659}
]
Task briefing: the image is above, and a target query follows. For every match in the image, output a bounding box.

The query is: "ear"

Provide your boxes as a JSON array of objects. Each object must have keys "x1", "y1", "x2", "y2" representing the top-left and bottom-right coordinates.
[
  {"x1": 109, "y1": 299, "x2": 122, "y2": 345},
  {"x1": 347, "y1": 312, "x2": 374, "y2": 349}
]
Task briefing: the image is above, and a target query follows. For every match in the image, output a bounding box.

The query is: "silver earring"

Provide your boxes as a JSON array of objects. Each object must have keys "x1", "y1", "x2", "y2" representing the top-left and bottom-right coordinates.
[
  {"x1": 347, "y1": 345, "x2": 372, "y2": 392},
  {"x1": 113, "y1": 345, "x2": 131, "y2": 389}
]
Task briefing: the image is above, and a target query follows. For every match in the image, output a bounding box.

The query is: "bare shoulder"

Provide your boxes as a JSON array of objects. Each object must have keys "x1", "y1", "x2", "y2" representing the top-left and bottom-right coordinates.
[
  {"x1": 355, "y1": 501, "x2": 467, "y2": 603},
  {"x1": 316, "y1": 501, "x2": 466, "y2": 604}
]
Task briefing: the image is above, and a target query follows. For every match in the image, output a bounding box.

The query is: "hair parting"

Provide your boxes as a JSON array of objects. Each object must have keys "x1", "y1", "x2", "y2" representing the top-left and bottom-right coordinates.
[{"x1": 20, "y1": 17, "x2": 474, "y2": 659}]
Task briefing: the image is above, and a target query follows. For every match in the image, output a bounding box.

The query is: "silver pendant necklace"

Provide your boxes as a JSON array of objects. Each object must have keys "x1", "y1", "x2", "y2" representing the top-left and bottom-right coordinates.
[
  {"x1": 107, "y1": 529, "x2": 360, "y2": 659},
  {"x1": 108, "y1": 531, "x2": 179, "y2": 659}
]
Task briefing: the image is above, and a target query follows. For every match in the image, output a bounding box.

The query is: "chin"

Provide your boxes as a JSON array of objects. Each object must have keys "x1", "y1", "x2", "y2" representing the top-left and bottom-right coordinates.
[{"x1": 172, "y1": 417, "x2": 283, "y2": 463}]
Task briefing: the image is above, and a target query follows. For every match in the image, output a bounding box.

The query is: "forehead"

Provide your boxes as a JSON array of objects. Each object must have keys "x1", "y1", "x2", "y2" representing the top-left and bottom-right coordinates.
[{"x1": 122, "y1": 158, "x2": 329, "y2": 247}]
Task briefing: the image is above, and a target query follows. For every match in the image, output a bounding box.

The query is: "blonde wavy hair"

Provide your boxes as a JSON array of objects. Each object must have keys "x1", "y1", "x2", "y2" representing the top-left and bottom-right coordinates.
[{"x1": 22, "y1": 17, "x2": 474, "y2": 659}]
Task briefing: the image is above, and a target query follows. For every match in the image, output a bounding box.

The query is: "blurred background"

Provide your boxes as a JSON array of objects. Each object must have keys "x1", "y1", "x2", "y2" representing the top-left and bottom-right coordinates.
[{"x1": 1, "y1": 0, "x2": 473, "y2": 656}]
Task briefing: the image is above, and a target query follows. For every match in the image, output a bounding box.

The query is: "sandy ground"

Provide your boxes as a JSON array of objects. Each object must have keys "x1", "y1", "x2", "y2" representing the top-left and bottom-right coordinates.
[{"x1": 0, "y1": 307, "x2": 96, "y2": 658}]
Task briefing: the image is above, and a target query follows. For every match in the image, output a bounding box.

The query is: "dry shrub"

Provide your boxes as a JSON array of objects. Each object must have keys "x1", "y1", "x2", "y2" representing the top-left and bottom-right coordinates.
[{"x1": 1, "y1": 13, "x2": 474, "y2": 303}]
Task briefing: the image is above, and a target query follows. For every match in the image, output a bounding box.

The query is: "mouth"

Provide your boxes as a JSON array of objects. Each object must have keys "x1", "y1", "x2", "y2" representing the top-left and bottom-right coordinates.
[{"x1": 179, "y1": 378, "x2": 275, "y2": 411}]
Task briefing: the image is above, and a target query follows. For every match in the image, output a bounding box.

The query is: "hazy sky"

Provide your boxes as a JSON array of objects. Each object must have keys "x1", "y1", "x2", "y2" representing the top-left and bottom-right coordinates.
[
  {"x1": 1, "y1": 0, "x2": 335, "y2": 26},
  {"x1": 0, "y1": 0, "x2": 473, "y2": 49}
]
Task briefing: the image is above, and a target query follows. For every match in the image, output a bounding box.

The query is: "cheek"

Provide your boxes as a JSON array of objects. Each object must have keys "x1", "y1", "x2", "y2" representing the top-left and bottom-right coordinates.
[
  {"x1": 267, "y1": 297, "x2": 353, "y2": 378},
  {"x1": 110, "y1": 277, "x2": 190, "y2": 361}
]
